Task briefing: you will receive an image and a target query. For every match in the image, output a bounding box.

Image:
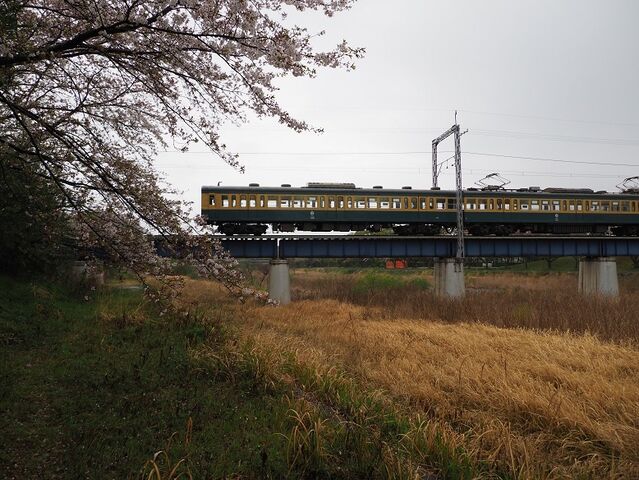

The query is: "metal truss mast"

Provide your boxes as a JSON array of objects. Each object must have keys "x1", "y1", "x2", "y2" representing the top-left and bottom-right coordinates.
[{"x1": 432, "y1": 121, "x2": 466, "y2": 265}]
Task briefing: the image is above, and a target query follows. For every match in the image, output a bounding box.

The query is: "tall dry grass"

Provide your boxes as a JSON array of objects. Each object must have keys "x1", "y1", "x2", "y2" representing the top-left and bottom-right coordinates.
[
  {"x1": 292, "y1": 270, "x2": 639, "y2": 343},
  {"x1": 175, "y1": 273, "x2": 639, "y2": 477},
  {"x1": 240, "y1": 299, "x2": 639, "y2": 478}
]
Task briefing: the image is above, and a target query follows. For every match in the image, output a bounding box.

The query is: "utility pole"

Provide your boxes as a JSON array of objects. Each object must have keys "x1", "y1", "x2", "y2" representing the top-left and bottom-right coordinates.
[{"x1": 432, "y1": 116, "x2": 466, "y2": 268}]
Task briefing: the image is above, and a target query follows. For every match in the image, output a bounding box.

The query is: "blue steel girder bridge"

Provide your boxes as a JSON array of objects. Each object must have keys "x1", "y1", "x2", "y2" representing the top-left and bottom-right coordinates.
[
  {"x1": 218, "y1": 235, "x2": 639, "y2": 259},
  {"x1": 216, "y1": 235, "x2": 638, "y2": 301}
]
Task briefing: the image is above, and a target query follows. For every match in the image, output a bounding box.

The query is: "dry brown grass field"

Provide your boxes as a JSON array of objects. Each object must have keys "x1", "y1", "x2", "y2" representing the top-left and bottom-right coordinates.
[
  {"x1": 290, "y1": 270, "x2": 639, "y2": 343},
  {"x1": 178, "y1": 270, "x2": 639, "y2": 478}
]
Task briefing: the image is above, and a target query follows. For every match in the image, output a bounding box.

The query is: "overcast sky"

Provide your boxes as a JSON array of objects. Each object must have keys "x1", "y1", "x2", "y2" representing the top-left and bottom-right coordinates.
[{"x1": 154, "y1": 0, "x2": 639, "y2": 207}]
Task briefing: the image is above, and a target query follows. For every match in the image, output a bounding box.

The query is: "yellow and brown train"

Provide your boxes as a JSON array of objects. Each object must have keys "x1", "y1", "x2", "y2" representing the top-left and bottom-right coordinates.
[{"x1": 201, "y1": 183, "x2": 639, "y2": 236}]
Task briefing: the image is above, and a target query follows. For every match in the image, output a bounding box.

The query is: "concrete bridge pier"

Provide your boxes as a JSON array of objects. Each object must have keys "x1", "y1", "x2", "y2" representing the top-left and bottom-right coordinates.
[
  {"x1": 433, "y1": 258, "x2": 465, "y2": 298},
  {"x1": 268, "y1": 259, "x2": 291, "y2": 305},
  {"x1": 578, "y1": 257, "x2": 619, "y2": 297}
]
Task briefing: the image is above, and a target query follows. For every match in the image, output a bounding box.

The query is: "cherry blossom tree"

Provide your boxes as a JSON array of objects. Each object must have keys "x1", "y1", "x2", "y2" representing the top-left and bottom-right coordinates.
[{"x1": 0, "y1": 0, "x2": 362, "y2": 295}]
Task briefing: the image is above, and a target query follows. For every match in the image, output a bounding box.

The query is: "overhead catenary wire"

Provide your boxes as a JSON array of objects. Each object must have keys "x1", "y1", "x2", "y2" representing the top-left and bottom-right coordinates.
[
  {"x1": 156, "y1": 149, "x2": 639, "y2": 168},
  {"x1": 279, "y1": 105, "x2": 639, "y2": 127},
  {"x1": 455, "y1": 108, "x2": 639, "y2": 128},
  {"x1": 153, "y1": 164, "x2": 634, "y2": 180}
]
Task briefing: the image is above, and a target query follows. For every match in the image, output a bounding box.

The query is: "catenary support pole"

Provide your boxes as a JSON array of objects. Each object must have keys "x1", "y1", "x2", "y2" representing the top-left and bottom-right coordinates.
[
  {"x1": 432, "y1": 117, "x2": 467, "y2": 278},
  {"x1": 578, "y1": 257, "x2": 619, "y2": 297},
  {"x1": 433, "y1": 258, "x2": 465, "y2": 298},
  {"x1": 268, "y1": 259, "x2": 291, "y2": 305}
]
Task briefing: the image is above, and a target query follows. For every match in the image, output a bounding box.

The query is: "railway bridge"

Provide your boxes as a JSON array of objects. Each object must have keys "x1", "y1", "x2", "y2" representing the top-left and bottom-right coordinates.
[{"x1": 218, "y1": 235, "x2": 639, "y2": 303}]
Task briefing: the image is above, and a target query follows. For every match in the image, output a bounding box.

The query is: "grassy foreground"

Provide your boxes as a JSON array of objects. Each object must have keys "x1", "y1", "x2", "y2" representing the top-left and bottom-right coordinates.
[
  {"x1": 2, "y1": 273, "x2": 639, "y2": 478},
  {"x1": 0, "y1": 275, "x2": 476, "y2": 478},
  {"x1": 0, "y1": 276, "x2": 298, "y2": 478}
]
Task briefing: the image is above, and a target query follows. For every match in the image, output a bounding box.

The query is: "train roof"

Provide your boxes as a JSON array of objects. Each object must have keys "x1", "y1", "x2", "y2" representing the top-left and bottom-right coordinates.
[{"x1": 201, "y1": 185, "x2": 639, "y2": 199}]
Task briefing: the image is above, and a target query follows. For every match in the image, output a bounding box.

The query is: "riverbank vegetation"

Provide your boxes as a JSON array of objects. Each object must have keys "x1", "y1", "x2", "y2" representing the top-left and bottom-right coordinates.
[
  {"x1": 2, "y1": 271, "x2": 638, "y2": 478},
  {"x1": 290, "y1": 269, "x2": 639, "y2": 343}
]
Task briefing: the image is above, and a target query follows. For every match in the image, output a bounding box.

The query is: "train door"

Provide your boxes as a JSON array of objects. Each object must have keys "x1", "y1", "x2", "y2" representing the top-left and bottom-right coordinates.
[{"x1": 246, "y1": 194, "x2": 256, "y2": 222}]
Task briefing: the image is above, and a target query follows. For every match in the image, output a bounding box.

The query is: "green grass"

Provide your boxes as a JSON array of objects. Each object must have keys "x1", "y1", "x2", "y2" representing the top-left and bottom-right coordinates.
[
  {"x1": 0, "y1": 276, "x2": 291, "y2": 478},
  {"x1": 0, "y1": 274, "x2": 494, "y2": 479}
]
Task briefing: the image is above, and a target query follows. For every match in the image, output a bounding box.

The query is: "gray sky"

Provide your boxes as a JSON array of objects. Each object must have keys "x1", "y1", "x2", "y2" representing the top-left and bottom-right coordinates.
[{"x1": 154, "y1": 0, "x2": 639, "y2": 208}]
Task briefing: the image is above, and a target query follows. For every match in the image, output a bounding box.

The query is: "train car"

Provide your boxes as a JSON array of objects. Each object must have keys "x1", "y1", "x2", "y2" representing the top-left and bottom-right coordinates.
[{"x1": 201, "y1": 183, "x2": 639, "y2": 236}]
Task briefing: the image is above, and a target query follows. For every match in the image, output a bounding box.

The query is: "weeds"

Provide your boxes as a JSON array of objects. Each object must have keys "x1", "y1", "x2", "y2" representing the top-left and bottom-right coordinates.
[
  {"x1": 7, "y1": 270, "x2": 639, "y2": 479},
  {"x1": 139, "y1": 418, "x2": 194, "y2": 480},
  {"x1": 241, "y1": 293, "x2": 639, "y2": 478},
  {"x1": 0, "y1": 275, "x2": 290, "y2": 479},
  {"x1": 284, "y1": 405, "x2": 329, "y2": 476},
  {"x1": 292, "y1": 270, "x2": 639, "y2": 343}
]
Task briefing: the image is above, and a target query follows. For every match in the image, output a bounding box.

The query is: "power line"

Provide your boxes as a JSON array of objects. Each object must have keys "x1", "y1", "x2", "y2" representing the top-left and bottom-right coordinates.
[
  {"x1": 158, "y1": 150, "x2": 451, "y2": 155},
  {"x1": 463, "y1": 151, "x2": 639, "y2": 167},
  {"x1": 156, "y1": 149, "x2": 639, "y2": 168},
  {"x1": 333, "y1": 106, "x2": 639, "y2": 127},
  {"x1": 155, "y1": 164, "x2": 632, "y2": 179},
  {"x1": 457, "y1": 109, "x2": 639, "y2": 128},
  {"x1": 224, "y1": 105, "x2": 639, "y2": 127},
  {"x1": 472, "y1": 129, "x2": 639, "y2": 147},
  {"x1": 160, "y1": 126, "x2": 639, "y2": 147}
]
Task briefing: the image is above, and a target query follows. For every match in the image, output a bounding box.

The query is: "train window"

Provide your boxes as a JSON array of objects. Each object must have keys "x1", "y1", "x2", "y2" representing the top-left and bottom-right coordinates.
[
  {"x1": 402, "y1": 197, "x2": 408, "y2": 209},
  {"x1": 562, "y1": 201, "x2": 567, "y2": 211},
  {"x1": 585, "y1": 201, "x2": 591, "y2": 211},
  {"x1": 231, "y1": 195, "x2": 237, "y2": 207},
  {"x1": 591, "y1": 201, "x2": 598, "y2": 211},
  {"x1": 504, "y1": 199, "x2": 511, "y2": 210},
  {"x1": 531, "y1": 200, "x2": 540, "y2": 211},
  {"x1": 568, "y1": 200, "x2": 575, "y2": 211},
  {"x1": 329, "y1": 197, "x2": 336, "y2": 208},
  {"x1": 436, "y1": 198, "x2": 445, "y2": 210},
  {"x1": 347, "y1": 197, "x2": 353, "y2": 209},
  {"x1": 512, "y1": 199, "x2": 518, "y2": 210},
  {"x1": 209, "y1": 195, "x2": 216, "y2": 206},
  {"x1": 620, "y1": 201, "x2": 629, "y2": 212},
  {"x1": 410, "y1": 198, "x2": 417, "y2": 209},
  {"x1": 576, "y1": 201, "x2": 583, "y2": 211},
  {"x1": 221, "y1": 195, "x2": 229, "y2": 207},
  {"x1": 552, "y1": 201, "x2": 560, "y2": 211},
  {"x1": 465, "y1": 200, "x2": 476, "y2": 210},
  {"x1": 368, "y1": 197, "x2": 378, "y2": 209},
  {"x1": 380, "y1": 197, "x2": 390, "y2": 209},
  {"x1": 280, "y1": 196, "x2": 291, "y2": 208},
  {"x1": 249, "y1": 195, "x2": 256, "y2": 207},
  {"x1": 519, "y1": 200, "x2": 528, "y2": 210},
  {"x1": 601, "y1": 201, "x2": 610, "y2": 212},
  {"x1": 267, "y1": 196, "x2": 277, "y2": 208},
  {"x1": 356, "y1": 197, "x2": 366, "y2": 209},
  {"x1": 488, "y1": 199, "x2": 494, "y2": 210},
  {"x1": 239, "y1": 195, "x2": 247, "y2": 208},
  {"x1": 337, "y1": 196, "x2": 344, "y2": 208},
  {"x1": 393, "y1": 198, "x2": 401, "y2": 209},
  {"x1": 429, "y1": 198, "x2": 434, "y2": 210},
  {"x1": 420, "y1": 198, "x2": 427, "y2": 209},
  {"x1": 292, "y1": 197, "x2": 302, "y2": 208},
  {"x1": 541, "y1": 200, "x2": 550, "y2": 211},
  {"x1": 447, "y1": 198, "x2": 456, "y2": 210},
  {"x1": 478, "y1": 199, "x2": 487, "y2": 210},
  {"x1": 320, "y1": 197, "x2": 325, "y2": 208},
  {"x1": 632, "y1": 202, "x2": 637, "y2": 212},
  {"x1": 496, "y1": 199, "x2": 503, "y2": 210},
  {"x1": 612, "y1": 201, "x2": 620, "y2": 212},
  {"x1": 307, "y1": 197, "x2": 317, "y2": 208},
  {"x1": 259, "y1": 196, "x2": 265, "y2": 208}
]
